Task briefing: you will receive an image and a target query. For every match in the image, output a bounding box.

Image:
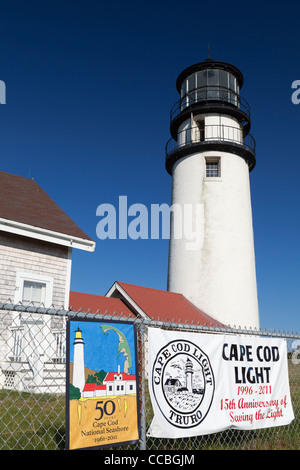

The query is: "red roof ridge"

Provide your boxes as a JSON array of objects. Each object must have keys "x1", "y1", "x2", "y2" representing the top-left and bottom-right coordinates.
[
  {"x1": 104, "y1": 372, "x2": 136, "y2": 382},
  {"x1": 117, "y1": 280, "x2": 182, "y2": 297},
  {"x1": 71, "y1": 281, "x2": 225, "y2": 327},
  {"x1": 69, "y1": 290, "x2": 134, "y2": 317},
  {"x1": 110, "y1": 281, "x2": 225, "y2": 327},
  {"x1": 83, "y1": 383, "x2": 97, "y2": 391}
]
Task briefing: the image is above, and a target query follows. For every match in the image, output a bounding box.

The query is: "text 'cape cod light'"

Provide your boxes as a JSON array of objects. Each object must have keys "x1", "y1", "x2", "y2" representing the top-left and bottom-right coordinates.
[{"x1": 148, "y1": 328, "x2": 294, "y2": 439}]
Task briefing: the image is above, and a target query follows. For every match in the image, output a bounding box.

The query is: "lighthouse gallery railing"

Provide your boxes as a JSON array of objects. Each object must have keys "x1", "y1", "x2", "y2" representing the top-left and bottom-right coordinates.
[
  {"x1": 165, "y1": 124, "x2": 256, "y2": 160},
  {"x1": 170, "y1": 86, "x2": 251, "y2": 123}
]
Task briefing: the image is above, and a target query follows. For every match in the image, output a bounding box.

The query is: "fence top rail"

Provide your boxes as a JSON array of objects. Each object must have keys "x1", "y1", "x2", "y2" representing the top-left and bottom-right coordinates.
[{"x1": 0, "y1": 301, "x2": 299, "y2": 340}]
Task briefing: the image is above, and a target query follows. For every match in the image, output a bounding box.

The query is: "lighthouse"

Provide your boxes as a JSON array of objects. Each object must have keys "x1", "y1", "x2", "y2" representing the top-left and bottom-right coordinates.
[
  {"x1": 166, "y1": 57, "x2": 259, "y2": 329},
  {"x1": 72, "y1": 327, "x2": 85, "y2": 393},
  {"x1": 185, "y1": 358, "x2": 194, "y2": 392}
]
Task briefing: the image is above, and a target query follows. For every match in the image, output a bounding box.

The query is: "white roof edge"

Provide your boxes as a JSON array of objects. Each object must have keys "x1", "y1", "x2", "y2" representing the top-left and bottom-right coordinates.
[
  {"x1": 106, "y1": 282, "x2": 149, "y2": 319},
  {"x1": 0, "y1": 218, "x2": 96, "y2": 252}
]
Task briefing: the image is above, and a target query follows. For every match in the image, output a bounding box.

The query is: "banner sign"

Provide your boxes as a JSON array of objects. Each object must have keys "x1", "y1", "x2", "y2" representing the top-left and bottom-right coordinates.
[
  {"x1": 148, "y1": 328, "x2": 294, "y2": 438},
  {"x1": 66, "y1": 319, "x2": 140, "y2": 450}
]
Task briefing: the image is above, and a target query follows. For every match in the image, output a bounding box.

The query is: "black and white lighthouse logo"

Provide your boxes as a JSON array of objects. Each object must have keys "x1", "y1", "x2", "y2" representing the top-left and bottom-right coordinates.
[{"x1": 151, "y1": 339, "x2": 215, "y2": 429}]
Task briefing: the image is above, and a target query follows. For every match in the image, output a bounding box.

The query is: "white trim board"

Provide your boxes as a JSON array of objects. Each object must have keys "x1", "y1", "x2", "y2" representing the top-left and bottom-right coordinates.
[{"x1": 0, "y1": 218, "x2": 95, "y2": 252}]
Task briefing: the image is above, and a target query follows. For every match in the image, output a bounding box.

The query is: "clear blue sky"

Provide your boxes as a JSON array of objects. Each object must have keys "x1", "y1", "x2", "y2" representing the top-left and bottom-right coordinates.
[{"x1": 0, "y1": 0, "x2": 299, "y2": 332}]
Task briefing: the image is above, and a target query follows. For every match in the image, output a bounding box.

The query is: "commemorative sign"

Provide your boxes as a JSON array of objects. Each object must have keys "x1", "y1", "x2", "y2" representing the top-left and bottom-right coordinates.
[
  {"x1": 66, "y1": 319, "x2": 140, "y2": 450},
  {"x1": 148, "y1": 328, "x2": 294, "y2": 438}
]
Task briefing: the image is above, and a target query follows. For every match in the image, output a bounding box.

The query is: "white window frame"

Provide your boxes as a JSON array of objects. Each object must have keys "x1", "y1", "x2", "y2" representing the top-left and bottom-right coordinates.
[
  {"x1": 14, "y1": 272, "x2": 54, "y2": 307},
  {"x1": 205, "y1": 157, "x2": 222, "y2": 181}
]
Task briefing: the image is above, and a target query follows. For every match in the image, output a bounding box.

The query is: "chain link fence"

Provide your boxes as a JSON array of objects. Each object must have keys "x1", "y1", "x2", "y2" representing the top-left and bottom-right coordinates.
[{"x1": 0, "y1": 301, "x2": 299, "y2": 450}]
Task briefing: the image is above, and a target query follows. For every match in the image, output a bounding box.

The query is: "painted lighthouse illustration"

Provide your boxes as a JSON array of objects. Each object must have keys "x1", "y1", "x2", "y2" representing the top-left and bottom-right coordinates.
[
  {"x1": 166, "y1": 57, "x2": 259, "y2": 329},
  {"x1": 72, "y1": 327, "x2": 85, "y2": 393},
  {"x1": 71, "y1": 323, "x2": 137, "y2": 398}
]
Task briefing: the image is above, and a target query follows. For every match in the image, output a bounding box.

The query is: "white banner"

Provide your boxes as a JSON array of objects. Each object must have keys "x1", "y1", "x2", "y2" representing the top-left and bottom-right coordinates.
[{"x1": 148, "y1": 328, "x2": 294, "y2": 438}]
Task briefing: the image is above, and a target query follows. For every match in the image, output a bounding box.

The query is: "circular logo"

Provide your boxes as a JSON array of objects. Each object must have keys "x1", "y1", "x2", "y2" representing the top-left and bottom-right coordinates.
[{"x1": 151, "y1": 339, "x2": 215, "y2": 429}]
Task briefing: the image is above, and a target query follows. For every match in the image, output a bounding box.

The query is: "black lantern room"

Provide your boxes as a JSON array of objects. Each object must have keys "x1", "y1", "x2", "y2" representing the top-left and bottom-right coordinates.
[{"x1": 165, "y1": 58, "x2": 256, "y2": 174}]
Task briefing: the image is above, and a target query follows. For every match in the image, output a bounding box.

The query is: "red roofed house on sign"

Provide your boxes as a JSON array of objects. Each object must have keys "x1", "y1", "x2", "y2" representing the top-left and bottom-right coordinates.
[{"x1": 82, "y1": 366, "x2": 137, "y2": 398}]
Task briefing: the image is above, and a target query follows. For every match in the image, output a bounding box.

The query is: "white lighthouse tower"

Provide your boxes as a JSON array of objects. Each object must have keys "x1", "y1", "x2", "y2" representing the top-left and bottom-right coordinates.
[
  {"x1": 72, "y1": 327, "x2": 85, "y2": 393},
  {"x1": 166, "y1": 57, "x2": 259, "y2": 329},
  {"x1": 185, "y1": 358, "x2": 194, "y2": 392}
]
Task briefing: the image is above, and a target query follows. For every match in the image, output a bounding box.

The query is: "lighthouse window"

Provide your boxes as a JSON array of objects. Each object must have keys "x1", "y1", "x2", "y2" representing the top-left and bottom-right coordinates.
[
  {"x1": 181, "y1": 80, "x2": 189, "y2": 107},
  {"x1": 187, "y1": 74, "x2": 196, "y2": 104},
  {"x1": 207, "y1": 69, "x2": 219, "y2": 99},
  {"x1": 219, "y1": 70, "x2": 229, "y2": 100},
  {"x1": 229, "y1": 74, "x2": 236, "y2": 92},
  {"x1": 206, "y1": 159, "x2": 220, "y2": 178},
  {"x1": 181, "y1": 80, "x2": 187, "y2": 97},
  {"x1": 207, "y1": 69, "x2": 219, "y2": 86},
  {"x1": 197, "y1": 71, "x2": 206, "y2": 88},
  {"x1": 229, "y1": 75, "x2": 237, "y2": 105},
  {"x1": 187, "y1": 74, "x2": 195, "y2": 91},
  {"x1": 219, "y1": 70, "x2": 228, "y2": 88},
  {"x1": 196, "y1": 71, "x2": 206, "y2": 101}
]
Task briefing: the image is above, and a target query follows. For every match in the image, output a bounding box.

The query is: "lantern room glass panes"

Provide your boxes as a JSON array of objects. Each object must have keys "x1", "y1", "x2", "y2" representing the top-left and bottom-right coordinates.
[
  {"x1": 206, "y1": 69, "x2": 219, "y2": 99},
  {"x1": 197, "y1": 71, "x2": 206, "y2": 88},
  {"x1": 187, "y1": 74, "x2": 195, "y2": 91},
  {"x1": 207, "y1": 69, "x2": 219, "y2": 85},
  {"x1": 187, "y1": 74, "x2": 196, "y2": 105},
  {"x1": 181, "y1": 80, "x2": 188, "y2": 108},
  {"x1": 229, "y1": 74, "x2": 236, "y2": 91},
  {"x1": 219, "y1": 70, "x2": 229, "y2": 100},
  {"x1": 196, "y1": 71, "x2": 207, "y2": 101},
  {"x1": 181, "y1": 69, "x2": 239, "y2": 106}
]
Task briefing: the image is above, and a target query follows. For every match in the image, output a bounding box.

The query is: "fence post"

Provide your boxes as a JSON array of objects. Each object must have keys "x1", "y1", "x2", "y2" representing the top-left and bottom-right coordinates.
[{"x1": 139, "y1": 322, "x2": 147, "y2": 450}]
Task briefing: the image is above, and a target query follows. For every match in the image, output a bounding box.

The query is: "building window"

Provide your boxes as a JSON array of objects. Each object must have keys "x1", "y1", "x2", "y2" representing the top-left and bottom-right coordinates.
[
  {"x1": 206, "y1": 159, "x2": 220, "y2": 178},
  {"x1": 22, "y1": 281, "x2": 46, "y2": 306},
  {"x1": 15, "y1": 272, "x2": 53, "y2": 307}
]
